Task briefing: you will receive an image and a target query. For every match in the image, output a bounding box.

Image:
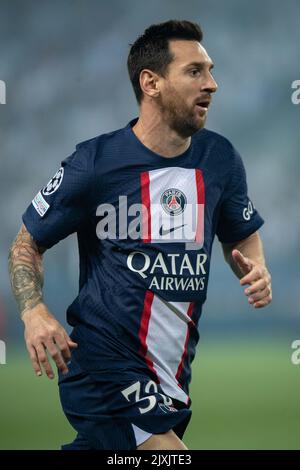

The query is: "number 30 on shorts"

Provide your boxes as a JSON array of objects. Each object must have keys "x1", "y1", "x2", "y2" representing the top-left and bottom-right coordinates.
[{"x1": 121, "y1": 380, "x2": 173, "y2": 414}]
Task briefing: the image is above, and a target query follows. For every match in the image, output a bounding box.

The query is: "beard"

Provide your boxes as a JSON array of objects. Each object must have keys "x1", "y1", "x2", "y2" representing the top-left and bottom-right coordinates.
[{"x1": 157, "y1": 87, "x2": 206, "y2": 138}]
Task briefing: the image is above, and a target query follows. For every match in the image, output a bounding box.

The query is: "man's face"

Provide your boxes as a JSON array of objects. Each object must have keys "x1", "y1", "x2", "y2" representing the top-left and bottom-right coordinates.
[{"x1": 157, "y1": 40, "x2": 218, "y2": 138}]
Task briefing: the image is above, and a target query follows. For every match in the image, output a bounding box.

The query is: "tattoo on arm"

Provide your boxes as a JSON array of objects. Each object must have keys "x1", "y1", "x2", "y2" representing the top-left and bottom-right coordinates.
[{"x1": 8, "y1": 225, "x2": 46, "y2": 317}]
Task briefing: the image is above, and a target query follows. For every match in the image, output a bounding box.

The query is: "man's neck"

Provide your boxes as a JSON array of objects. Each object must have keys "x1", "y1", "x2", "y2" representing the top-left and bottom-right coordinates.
[{"x1": 132, "y1": 112, "x2": 191, "y2": 158}]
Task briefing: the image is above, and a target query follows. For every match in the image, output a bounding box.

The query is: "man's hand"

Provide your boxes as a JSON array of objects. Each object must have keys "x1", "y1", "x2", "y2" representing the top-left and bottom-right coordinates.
[
  {"x1": 232, "y1": 249, "x2": 272, "y2": 308},
  {"x1": 8, "y1": 224, "x2": 78, "y2": 378},
  {"x1": 22, "y1": 303, "x2": 78, "y2": 379}
]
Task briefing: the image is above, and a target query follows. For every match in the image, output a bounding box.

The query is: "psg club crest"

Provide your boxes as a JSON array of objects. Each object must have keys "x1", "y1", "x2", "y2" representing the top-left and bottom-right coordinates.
[
  {"x1": 160, "y1": 188, "x2": 187, "y2": 216},
  {"x1": 42, "y1": 167, "x2": 64, "y2": 196}
]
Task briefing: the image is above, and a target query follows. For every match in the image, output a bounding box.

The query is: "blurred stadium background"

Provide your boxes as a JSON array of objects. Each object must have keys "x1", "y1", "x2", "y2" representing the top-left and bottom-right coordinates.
[{"x1": 0, "y1": 0, "x2": 299, "y2": 449}]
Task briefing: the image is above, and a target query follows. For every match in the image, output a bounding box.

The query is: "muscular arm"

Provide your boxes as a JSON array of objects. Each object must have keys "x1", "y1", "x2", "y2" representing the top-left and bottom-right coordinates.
[
  {"x1": 8, "y1": 224, "x2": 77, "y2": 378},
  {"x1": 222, "y1": 231, "x2": 272, "y2": 308}
]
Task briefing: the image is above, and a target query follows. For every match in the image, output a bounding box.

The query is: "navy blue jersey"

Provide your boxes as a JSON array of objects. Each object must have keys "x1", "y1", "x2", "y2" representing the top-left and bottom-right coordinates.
[{"x1": 23, "y1": 118, "x2": 264, "y2": 405}]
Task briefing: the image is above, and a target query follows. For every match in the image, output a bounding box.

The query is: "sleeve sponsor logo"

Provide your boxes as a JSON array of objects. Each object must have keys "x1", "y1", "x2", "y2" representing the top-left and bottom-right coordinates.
[
  {"x1": 32, "y1": 191, "x2": 50, "y2": 217},
  {"x1": 42, "y1": 167, "x2": 64, "y2": 196},
  {"x1": 243, "y1": 201, "x2": 254, "y2": 221}
]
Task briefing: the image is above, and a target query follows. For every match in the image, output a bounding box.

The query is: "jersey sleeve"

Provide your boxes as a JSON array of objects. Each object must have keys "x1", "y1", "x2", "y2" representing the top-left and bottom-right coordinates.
[
  {"x1": 216, "y1": 146, "x2": 264, "y2": 243},
  {"x1": 22, "y1": 144, "x2": 95, "y2": 249}
]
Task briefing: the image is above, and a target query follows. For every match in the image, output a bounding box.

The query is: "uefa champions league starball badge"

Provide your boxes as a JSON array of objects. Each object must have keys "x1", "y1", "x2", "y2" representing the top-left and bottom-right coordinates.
[
  {"x1": 160, "y1": 188, "x2": 187, "y2": 216},
  {"x1": 42, "y1": 167, "x2": 64, "y2": 196}
]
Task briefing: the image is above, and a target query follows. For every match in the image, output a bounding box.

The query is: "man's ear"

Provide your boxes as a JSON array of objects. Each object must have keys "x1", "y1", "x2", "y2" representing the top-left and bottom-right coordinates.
[{"x1": 139, "y1": 69, "x2": 161, "y2": 99}]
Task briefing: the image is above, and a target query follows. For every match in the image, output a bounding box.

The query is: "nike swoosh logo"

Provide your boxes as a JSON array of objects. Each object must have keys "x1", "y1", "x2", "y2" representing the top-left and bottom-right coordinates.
[{"x1": 159, "y1": 224, "x2": 186, "y2": 236}]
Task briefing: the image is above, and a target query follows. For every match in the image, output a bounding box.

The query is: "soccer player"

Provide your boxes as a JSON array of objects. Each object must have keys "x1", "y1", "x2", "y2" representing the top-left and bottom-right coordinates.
[{"x1": 8, "y1": 20, "x2": 272, "y2": 450}]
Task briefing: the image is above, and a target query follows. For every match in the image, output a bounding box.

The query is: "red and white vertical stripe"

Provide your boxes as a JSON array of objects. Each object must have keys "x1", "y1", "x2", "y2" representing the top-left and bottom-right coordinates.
[{"x1": 138, "y1": 291, "x2": 195, "y2": 405}]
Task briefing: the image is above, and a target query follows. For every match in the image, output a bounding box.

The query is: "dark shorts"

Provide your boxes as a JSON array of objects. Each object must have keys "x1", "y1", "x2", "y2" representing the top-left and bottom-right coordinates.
[{"x1": 58, "y1": 358, "x2": 191, "y2": 450}]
